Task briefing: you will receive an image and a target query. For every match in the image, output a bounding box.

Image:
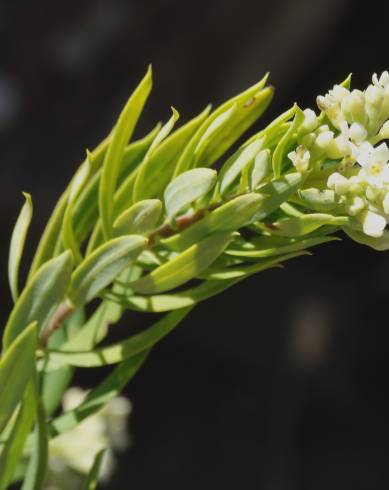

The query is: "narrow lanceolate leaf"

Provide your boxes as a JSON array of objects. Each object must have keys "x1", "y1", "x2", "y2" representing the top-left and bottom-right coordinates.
[
  {"x1": 162, "y1": 193, "x2": 263, "y2": 251},
  {"x1": 72, "y1": 126, "x2": 161, "y2": 247},
  {"x1": 271, "y1": 213, "x2": 350, "y2": 237},
  {"x1": 298, "y1": 188, "x2": 338, "y2": 212},
  {"x1": 8, "y1": 192, "x2": 33, "y2": 302},
  {"x1": 130, "y1": 106, "x2": 210, "y2": 202},
  {"x1": 130, "y1": 232, "x2": 232, "y2": 294},
  {"x1": 252, "y1": 172, "x2": 305, "y2": 222},
  {"x1": 113, "y1": 199, "x2": 162, "y2": 236},
  {"x1": 99, "y1": 66, "x2": 152, "y2": 239},
  {"x1": 118, "y1": 251, "x2": 307, "y2": 313},
  {"x1": 21, "y1": 401, "x2": 48, "y2": 490},
  {"x1": 132, "y1": 107, "x2": 182, "y2": 202},
  {"x1": 28, "y1": 136, "x2": 109, "y2": 280},
  {"x1": 82, "y1": 449, "x2": 106, "y2": 490},
  {"x1": 219, "y1": 139, "x2": 263, "y2": 195},
  {"x1": 0, "y1": 382, "x2": 36, "y2": 490},
  {"x1": 68, "y1": 235, "x2": 147, "y2": 307},
  {"x1": 0, "y1": 322, "x2": 37, "y2": 433},
  {"x1": 243, "y1": 105, "x2": 297, "y2": 149},
  {"x1": 164, "y1": 168, "x2": 217, "y2": 220},
  {"x1": 3, "y1": 251, "x2": 73, "y2": 349},
  {"x1": 225, "y1": 235, "x2": 339, "y2": 258},
  {"x1": 50, "y1": 351, "x2": 148, "y2": 437},
  {"x1": 45, "y1": 308, "x2": 192, "y2": 369},
  {"x1": 272, "y1": 106, "x2": 304, "y2": 178},
  {"x1": 250, "y1": 150, "x2": 271, "y2": 190},
  {"x1": 174, "y1": 75, "x2": 273, "y2": 176},
  {"x1": 173, "y1": 104, "x2": 237, "y2": 177}
]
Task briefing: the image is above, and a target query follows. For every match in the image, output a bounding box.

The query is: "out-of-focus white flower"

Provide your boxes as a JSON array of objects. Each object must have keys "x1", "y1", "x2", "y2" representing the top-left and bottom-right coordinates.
[
  {"x1": 288, "y1": 146, "x2": 310, "y2": 172},
  {"x1": 46, "y1": 388, "x2": 132, "y2": 488}
]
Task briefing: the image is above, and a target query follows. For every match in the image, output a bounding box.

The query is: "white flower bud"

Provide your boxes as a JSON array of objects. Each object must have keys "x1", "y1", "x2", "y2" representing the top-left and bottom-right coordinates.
[
  {"x1": 349, "y1": 122, "x2": 368, "y2": 142},
  {"x1": 383, "y1": 193, "x2": 389, "y2": 214},
  {"x1": 302, "y1": 108, "x2": 318, "y2": 132},
  {"x1": 315, "y1": 130, "x2": 334, "y2": 150},
  {"x1": 365, "y1": 84, "x2": 384, "y2": 108},
  {"x1": 327, "y1": 135, "x2": 351, "y2": 159},
  {"x1": 327, "y1": 172, "x2": 350, "y2": 195},
  {"x1": 288, "y1": 146, "x2": 310, "y2": 173},
  {"x1": 341, "y1": 90, "x2": 366, "y2": 125},
  {"x1": 330, "y1": 84, "x2": 350, "y2": 102},
  {"x1": 359, "y1": 209, "x2": 387, "y2": 237},
  {"x1": 345, "y1": 196, "x2": 366, "y2": 216},
  {"x1": 378, "y1": 120, "x2": 389, "y2": 139}
]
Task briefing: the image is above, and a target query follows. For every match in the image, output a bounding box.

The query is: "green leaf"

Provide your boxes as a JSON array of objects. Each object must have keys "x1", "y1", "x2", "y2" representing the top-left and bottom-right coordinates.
[
  {"x1": 271, "y1": 213, "x2": 349, "y2": 237},
  {"x1": 272, "y1": 106, "x2": 304, "y2": 178},
  {"x1": 340, "y1": 73, "x2": 352, "y2": 89},
  {"x1": 68, "y1": 235, "x2": 147, "y2": 307},
  {"x1": 28, "y1": 136, "x2": 109, "y2": 280},
  {"x1": 225, "y1": 234, "x2": 339, "y2": 258},
  {"x1": 174, "y1": 75, "x2": 273, "y2": 176},
  {"x1": 173, "y1": 104, "x2": 237, "y2": 176},
  {"x1": 113, "y1": 199, "x2": 162, "y2": 236},
  {"x1": 219, "y1": 139, "x2": 263, "y2": 195},
  {"x1": 130, "y1": 232, "x2": 232, "y2": 294},
  {"x1": 0, "y1": 322, "x2": 37, "y2": 433},
  {"x1": 201, "y1": 85, "x2": 274, "y2": 166},
  {"x1": 0, "y1": 382, "x2": 36, "y2": 490},
  {"x1": 72, "y1": 125, "x2": 161, "y2": 247},
  {"x1": 61, "y1": 268, "x2": 141, "y2": 358},
  {"x1": 45, "y1": 308, "x2": 192, "y2": 369},
  {"x1": 99, "y1": 66, "x2": 153, "y2": 239},
  {"x1": 162, "y1": 193, "x2": 263, "y2": 251},
  {"x1": 3, "y1": 251, "x2": 73, "y2": 349},
  {"x1": 164, "y1": 168, "x2": 217, "y2": 220},
  {"x1": 343, "y1": 226, "x2": 389, "y2": 251},
  {"x1": 82, "y1": 449, "x2": 106, "y2": 490},
  {"x1": 50, "y1": 351, "x2": 148, "y2": 437},
  {"x1": 116, "y1": 251, "x2": 307, "y2": 312},
  {"x1": 250, "y1": 150, "x2": 271, "y2": 190},
  {"x1": 298, "y1": 188, "x2": 339, "y2": 212},
  {"x1": 129, "y1": 106, "x2": 210, "y2": 202},
  {"x1": 243, "y1": 105, "x2": 297, "y2": 149},
  {"x1": 41, "y1": 309, "x2": 86, "y2": 415},
  {"x1": 132, "y1": 107, "x2": 181, "y2": 202},
  {"x1": 21, "y1": 401, "x2": 48, "y2": 490},
  {"x1": 252, "y1": 172, "x2": 305, "y2": 221},
  {"x1": 8, "y1": 192, "x2": 33, "y2": 302}
]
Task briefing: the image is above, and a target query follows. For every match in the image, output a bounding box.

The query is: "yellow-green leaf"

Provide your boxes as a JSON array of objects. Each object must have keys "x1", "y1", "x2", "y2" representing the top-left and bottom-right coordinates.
[{"x1": 8, "y1": 192, "x2": 33, "y2": 302}]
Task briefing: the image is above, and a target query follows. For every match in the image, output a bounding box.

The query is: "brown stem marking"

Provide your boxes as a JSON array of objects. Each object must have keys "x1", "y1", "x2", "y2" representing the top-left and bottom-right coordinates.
[{"x1": 40, "y1": 301, "x2": 74, "y2": 347}]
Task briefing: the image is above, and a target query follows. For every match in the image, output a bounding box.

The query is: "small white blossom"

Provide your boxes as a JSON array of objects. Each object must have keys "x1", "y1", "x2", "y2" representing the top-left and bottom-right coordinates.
[
  {"x1": 357, "y1": 142, "x2": 389, "y2": 177},
  {"x1": 288, "y1": 146, "x2": 310, "y2": 172},
  {"x1": 327, "y1": 172, "x2": 350, "y2": 195},
  {"x1": 372, "y1": 71, "x2": 389, "y2": 88},
  {"x1": 359, "y1": 209, "x2": 387, "y2": 237}
]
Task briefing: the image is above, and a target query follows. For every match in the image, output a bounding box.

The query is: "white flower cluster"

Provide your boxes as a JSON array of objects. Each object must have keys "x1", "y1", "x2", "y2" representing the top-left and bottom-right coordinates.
[{"x1": 287, "y1": 72, "x2": 389, "y2": 238}]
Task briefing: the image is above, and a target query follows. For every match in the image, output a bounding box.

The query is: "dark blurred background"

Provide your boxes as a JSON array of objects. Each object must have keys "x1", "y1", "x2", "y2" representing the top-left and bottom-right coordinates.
[{"x1": 2, "y1": 0, "x2": 389, "y2": 488}]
